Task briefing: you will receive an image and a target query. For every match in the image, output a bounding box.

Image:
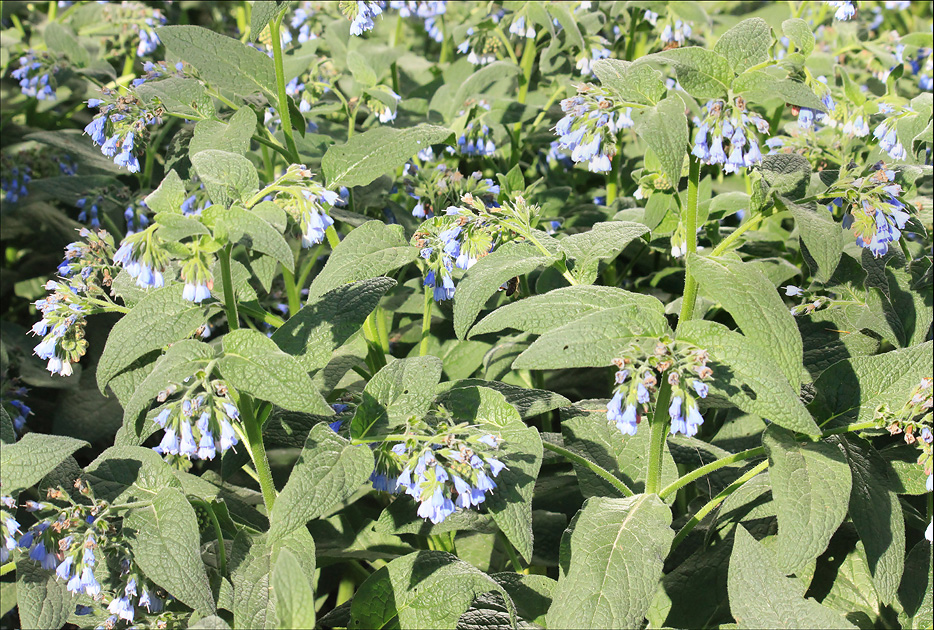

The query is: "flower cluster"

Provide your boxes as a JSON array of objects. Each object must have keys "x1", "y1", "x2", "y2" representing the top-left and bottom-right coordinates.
[
  {"x1": 32, "y1": 230, "x2": 119, "y2": 376},
  {"x1": 691, "y1": 98, "x2": 770, "y2": 174},
  {"x1": 660, "y1": 19, "x2": 692, "y2": 46},
  {"x1": 135, "y1": 11, "x2": 166, "y2": 57},
  {"x1": 369, "y1": 419, "x2": 506, "y2": 524},
  {"x1": 794, "y1": 76, "x2": 835, "y2": 130},
  {"x1": 1, "y1": 150, "x2": 78, "y2": 204},
  {"x1": 553, "y1": 84, "x2": 634, "y2": 173},
  {"x1": 149, "y1": 375, "x2": 241, "y2": 462},
  {"x1": 112, "y1": 225, "x2": 170, "y2": 290},
  {"x1": 343, "y1": 1, "x2": 385, "y2": 36},
  {"x1": 11, "y1": 51, "x2": 61, "y2": 100},
  {"x1": 575, "y1": 44, "x2": 611, "y2": 76},
  {"x1": 508, "y1": 15, "x2": 536, "y2": 39},
  {"x1": 131, "y1": 60, "x2": 185, "y2": 88},
  {"x1": 825, "y1": 166, "x2": 911, "y2": 257},
  {"x1": 403, "y1": 164, "x2": 500, "y2": 219},
  {"x1": 1, "y1": 379, "x2": 31, "y2": 435},
  {"x1": 606, "y1": 340, "x2": 713, "y2": 438},
  {"x1": 456, "y1": 121, "x2": 497, "y2": 157},
  {"x1": 270, "y1": 164, "x2": 340, "y2": 247},
  {"x1": 826, "y1": 1, "x2": 857, "y2": 21},
  {"x1": 872, "y1": 104, "x2": 913, "y2": 161},
  {"x1": 366, "y1": 87, "x2": 402, "y2": 123},
  {"x1": 123, "y1": 198, "x2": 151, "y2": 234},
  {"x1": 390, "y1": 1, "x2": 446, "y2": 41},
  {"x1": 83, "y1": 89, "x2": 165, "y2": 173},
  {"x1": 458, "y1": 26, "x2": 504, "y2": 65}
]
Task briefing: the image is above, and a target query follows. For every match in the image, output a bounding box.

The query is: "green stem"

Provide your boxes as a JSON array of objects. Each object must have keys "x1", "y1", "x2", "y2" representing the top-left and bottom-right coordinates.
[
  {"x1": 542, "y1": 441, "x2": 634, "y2": 497},
  {"x1": 516, "y1": 36, "x2": 537, "y2": 105},
  {"x1": 818, "y1": 419, "x2": 876, "y2": 437},
  {"x1": 525, "y1": 232, "x2": 577, "y2": 285},
  {"x1": 191, "y1": 498, "x2": 228, "y2": 577},
  {"x1": 438, "y1": 16, "x2": 453, "y2": 64},
  {"x1": 624, "y1": 8, "x2": 639, "y2": 61},
  {"x1": 529, "y1": 85, "x2": 565, "y2": 133},
  {"x1": 48, "y1": 1, "x2": 57, "y2": 21},
  {"x1": 269, "y1": 12, "x2": 299, "y2": 162},
  {"x1": 325, "y1": 225, "x2": 341, "y2": 249},
  {"x1": 606, "y1": 148, "x2": 621, "y2": 204},
  {"x1": 676, "y1": 158, "x2": 701, "y2": 327},
  {"x1": 237, "y1": 303, "x2": 285, "y2": 328},
  {"x1": 710, "y1": 215, "x2": 762, "y2": 257},
  {"x1": 419, "y1": 286, "x2": 433, "y2": 356},
  {"x1": 106, "y1": 500, "x2": 152, "y2": 511},
  {"x1": 669, "y1": 460, "x2": 769, "y2": 553},
  {"x1": 282, "y1": 264, "x2": 301, "y2": 317},
  {"x1": 499, "y1": 532, "x2": 523, "y2": 572},
  {"x1": 645, "y1": 379, "x2": 672, "y2": 495},
  {"x1": 658, "y1": 447, "x2": 765, "y2": 500},
  {"x1": 493, "y1": 27, "x2": 521, "y2": 65},
  {"x1": 219, "y1": 244, "x2": 239, "y2": 330},
  {"x1": 239, "y1": 394, "x2": 277, "y2": 513},
  {"x1": 375, "y1": 306, "x2": 391, "y2": 353}
]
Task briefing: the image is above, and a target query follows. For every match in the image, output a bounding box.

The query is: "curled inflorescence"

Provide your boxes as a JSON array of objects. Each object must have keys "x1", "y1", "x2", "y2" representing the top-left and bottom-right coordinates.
[{"x1": 553, "y1": 84, "x2": 634, "y2": 173}]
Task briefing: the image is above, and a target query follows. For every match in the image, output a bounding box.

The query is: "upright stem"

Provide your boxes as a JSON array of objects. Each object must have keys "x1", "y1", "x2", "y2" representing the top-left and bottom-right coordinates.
[
  {"x1": 645, "y1": 379, "x2": 672, "y2": 494},
  {"x1": 269, "y1": 12, "x2": 300, "y2": 163},
  {"x1": 239, "y1": 394, "x2": 277, "y2": 513},
  {"x1": 375, "y1": 306, "x2": 391, "y2": 354},
  {"x1": 677, "y1": 158, "x2": 701, "y2": 327},
  {"x1": 219, "y1": 244, "x2": 240, "y2": 330},
  {"x1": 542, "y1": 441, "x2": 634, "y2": 497},
  {"x1": 516, "y1": 36, "x2": 537, "y2": 105},
  {"x1": 282, "y1": 264, "x2": 301, "y2": 318},
  {"x1": 419, "y1": 286, "x2": 433, "y2": 356}
]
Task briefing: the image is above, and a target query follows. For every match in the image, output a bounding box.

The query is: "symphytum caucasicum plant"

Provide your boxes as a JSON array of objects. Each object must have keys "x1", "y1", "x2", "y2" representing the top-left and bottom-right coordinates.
[{"x1": 0, "y1": 0, "x2": 932, "y2": 628}]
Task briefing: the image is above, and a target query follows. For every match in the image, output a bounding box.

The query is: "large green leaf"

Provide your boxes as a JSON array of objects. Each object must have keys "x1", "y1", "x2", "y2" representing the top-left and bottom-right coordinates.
[
  {"x1": 270, "y1": 423, "x2": 375, "y2": 539},
  {"x1": 454, "y1": 241, "x2": 555, "y2": 339},
  {"x1": 157, "y1": 25, "x2": 276, "y2": 98},
  {"x1": 646, "y1": 47, "x2": 733, "y2": 99},
  {"x1": 272, "y1": 549, "x2": 316, "y2": 629},
  {"x1": 0, "y1": 433, "x2": 87, "y2": 493},
  {"x1": 677, "y1": 320, "x2": 819, "y2": 435},
  {"x1": 592, "y1": 58, "x2": 667, "y2": 106},
  {"x1": 322, "y1": 124, "x2": 453, "y2": 188},
  {"x1": 713, "y1": 18, "x2": 771, "y2": 74},
  {"x1": 689, "y1": 254, "x2": 804, "y2": 390},
  {"x1": 84, "y1": 445, "x2": 182, "y2": 504},
  {"x1": 218, "y1": 329, "x2": 331, "y2": 414},
  {"x1": 96, "y1": 285, "x2": 218, "y2": 393},
  {"x1": 189, "y1": 106, "x2": 257, "y2": 157},
  {"x1": 780, "y1": 197, "x2": 845, "y2": 283},
  {"x1": 436, "y1": 379, "x2": 570, "y2": 419},
  {"x1": 763, "y1": 426, "x2": 851, "y2": 574},
  {"x1": 15, "y1": 560, "x2": 72, "y2": 630},
  {"x1": 191, "y1": 150, "x2": 260, "y2": 207},
  {"x1": 308, "y1": 221, "x2": 419, "y2": 298},
  {"x1": 560, "y1": 221, "x2": 650, "y2": 284},
  {"x1": 348, "y1": 551, "x2": 516, "y2": 629},
  {"x1": 124, "y1": 487, "x2": 215, "y2": 614},
  {"x1": 547, "y1": 494, "x2": 674, "y2": 630},
  {"x1": 633, "y1": 95, "x2": 688, "y2": 190},
  {"x1": 204, "y1": 205, "x2": 293, "y2": 271},
  {"x1": 512, "y1": 305, "x2": 671, "y2": 370},
  {"x1": 350, "y1": 356, "x2": 443, "y2": 440},
  {"x1": 728, "y1": 526, "x2": 856, "y2": 629}
]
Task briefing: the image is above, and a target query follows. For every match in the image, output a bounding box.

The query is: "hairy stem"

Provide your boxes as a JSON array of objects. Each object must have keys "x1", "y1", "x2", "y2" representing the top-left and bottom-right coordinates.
[
  {"x1": 239, "y1": 394, "x2": 277, "y2": 513},
  {"x1": 659, "y1": 447, "x2": 766, "y2": 500},
  {"x1": 645, "y1": 379, "x2": 672, "y2": 495},
  {"x1": 676, "y1": 157, "x2": 701, "y2": 327},
  {"x1": 219, "y1": 244, "x2": 239, "y2": 330},
  {"x1": 269, "y1": 12, "x2": 299, "y2": 162},
  {"x1": 419, "y1": 286, "x2": 433, "y2": 356},
  {"x1": 542, "y1": 441, "x2": 634, "y2": 497}
]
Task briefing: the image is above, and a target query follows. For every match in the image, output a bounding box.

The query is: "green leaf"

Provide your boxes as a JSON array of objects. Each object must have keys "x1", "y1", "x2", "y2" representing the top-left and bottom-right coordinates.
[
  {"x1": 191, "y1": 150, "x2": 260, "y2": 207},
  {"x1": 272, "y1": 549, "x2": 316, "y2": 629},
  {"x1": 157, "y1": 25, "x2": 276, "y2": 98},
  {"x1": 250, "y1": 1, "x2": 279, "y2": 42},
  {"x1": 834, "y1": 436, "x2": 906, "y2": 604},
  {"x1": 728, "y1": 526, "x2": 856, "y2": 629},
  {"x1": 44, "y1": 22, "x2": 89, "y2": 66},
  {"x1": 732, "y1": 72, "x2": 828, "y2": 114},
  {"x1": 97, "y1": 285, "x2": 217, "y2": 394},
  {"x1": 15, "y1": 560, "x2": 72, "y2": 630},
  {"x1": 145, "y1": 170, "x2": 187, "y2": 215},
  {"x1": 231, "y1": 529, "x2": 316, "y2": 629},
  {"x1": 218, "y1": 329, "x2": 331, "y2": 414},
  {"x1": 347, "y1": 50, "x2": 378, "y2": 86},
  {"x1": 677, "y1": 320, "x2": 819, "y2": 435},
  {"x1": 322, "y1": 124, "x2": 453, "y2": 188},
  {"x1": 593, "y1": 58, "x2": 667, "y2": 106},
  {"x1": 0, "y1": 433, "x2": 87, "y2": 493},
  {"x1": 121, "y1": 340, "x2": 216, "y2": 440},
  {"x1": 135, "y1": 77, "x2": 215, "y2": 120},
  {"x1": 689, "y1": 254, "x2": 804, "y2": 390},
  {"x1": 899, "y1": 540, "x2": 933, "y2": 629},
  {"x1": 436, "y1": 379, "x2": 570, "y2": 419},
  {"x1": 434, "y1": 387, "x2": 543, "y2": 562},
  {"x1": 560, "y1": 401, "x2": 678, "y2": 499},
  {"x1": 350, "y1": 356, "x2": 443, "y2": 440},
  {"x1": 810, "y1": 341, "x2": 933, "y2": 428},
  {"x1": 0, "y1": 406, "x2": 14, "y2": 444},
  {"x1": 454, "y1": 241, "x2": 555, "y2": 340},
  {"x1": 713, "y1": 18, "x2": 771, "y2": 74},
  {"x1": 84, "y1": 445, "x2": 183, "y2": 504},
  {"x1": 124, "y1": 487, "x2": 215, "y2": 613},
  {"x1": 447, "y1": 61, "x2": 521, "y2": 118},
  {"x1": 308, "y1": 221, "x2": 419, "y2": 298},
  {"x1": 633, "y1": 95, "x2": 688, "y2": 190},
  {"x1": 779, "y1": 197, "x2": 845, "y2": 283},
  {"x1": 512, "y1": 305, "x2": 671, "y2": 370},
  {"x1": 272, "y1": 278, "x2": 394, "y2": 371},
  {"x1": 155, "y1": 212, "x2": 211, "y2": 241},
  {"x1": 782, "y1": 18, "x2": 815, "y2": 57},
  {"x1": 492, "y1": 573, "x2": 555, "y2": 628},
  {"x1": 189, "y1": 106, "x2": 257, "y2": 157},
  {"x1": 647, "y1": 47, "x2": 733, "y2": 99},
  {"x1": 471, "y1": 285, "x2": 663, "y2": 337},
  {"x1": 270, "y1": 423, "x2": 375, "y2": 539},
  {"x1": 762, "y1": 426, "x2": 852, "y2": 574},
  {"x1": 348, "y1": 550, "x2": 516, "y2": 630},
  {"x1": 547, "y1": 494, "x2": 674, "y2": 630},
  {"x1": 561, "y1": 221, "x2": 649, "y2": 283},
  {"x1": 204, "y1": 205, "x2": 293, "y2": 271}
]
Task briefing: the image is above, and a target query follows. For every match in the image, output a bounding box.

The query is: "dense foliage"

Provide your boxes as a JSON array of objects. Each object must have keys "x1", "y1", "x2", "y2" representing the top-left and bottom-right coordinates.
[{"x1": 0, "y1": 1, "x2": 932, "y2": 629}]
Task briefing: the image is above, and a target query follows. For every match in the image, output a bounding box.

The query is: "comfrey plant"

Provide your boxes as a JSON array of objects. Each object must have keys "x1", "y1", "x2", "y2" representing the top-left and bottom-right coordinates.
[{"x1": 1, "y1": 4, "x2": 932, "y2": 630}]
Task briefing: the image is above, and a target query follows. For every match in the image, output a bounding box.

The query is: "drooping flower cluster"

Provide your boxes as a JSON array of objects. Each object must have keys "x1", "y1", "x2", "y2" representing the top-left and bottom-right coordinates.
[
  {"x1": 508, "y1": 14, "x2": 536, "y2": 40},
  {"x1": 894, "y1": 43, "x2": 933, "y2": 92},
  {"x1": 403, "y1": 164, "x2": 500, "y2": 220},
  {"x1": 131, "y1": 60, "x2": 185, "y2": 88},
  {"x1": 10, "y1": 51, "x2": 62, "y2": 100},
  {"x1": 390, "y1": 1, "x2": 446, "y2": 41},
  {"x1": 825, "y1": 1, "x2": 857, "y2": 21},
  {"x1": 83, "y1": 89, "x2": 165, "y2": 173},
  {"x1": 457, "y1": 26, "x2": 504, "y2": 65},
  {"x1": 366, "y1": 87, "x2": 402, "y2": 123},
  {"x1": 148, "y1": 375, "x2": 241, "y2": 462},
  {"x1": 825, "y1": 165, "x2": 912, "y2": 257},
  {"x1": 1, "y1": 149, "x2": 78, "y2": 204},
  {"x1": 270, "y1": 164, "x2": 340, "y2": 247},
  {"x1": 874, "y1": 377, "x2": 932, "y2": 541},
  {"x1": 793, "y1": 76, "x2": 835, "y2": 130},
  {"x1": 691, "y1": 98, "x2": 770, "y2": 174},
  {"x1": 343, "y1": 0, "x2": 385, "y2": 36},
  {"x1": 456, "y1": 121, "x2": 497, "y2": 157},
  {"x1": 32, "y1": 230, "x2": 120, "y2": 376},
  {"x1": 112, "y1": 225, "x2": 170, "y2": 290},
  {"x1": 660, "y1": 19, "x2": 692, "y2": 46},
  {"x1": 135, "y1": 10, "x2": 166, "y2": 57},
  {"x1": 123, "y1": 198, "x2": 152, "y2": 235},
  {"x1": 1, "y1": 496, "x2": 18, "y2": 564},
  {"x1": 553, "y1": 84, "x2": 634, "y2": 173},
  {"x1": 606, "y1": 340, "x2": 713, "y2": 438},
  {"x1": 1, "y1": 379, "x2": 31, "y2": 435},
  {"x1": 872, "y1": 103, "x2": 915, "y2": 161},
  {"x1": 575, "y1": 44, "x2": 611, "y2": 76},
  {"x1": 369, "y1": 418, "x2": 506, "y2": 524}
]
